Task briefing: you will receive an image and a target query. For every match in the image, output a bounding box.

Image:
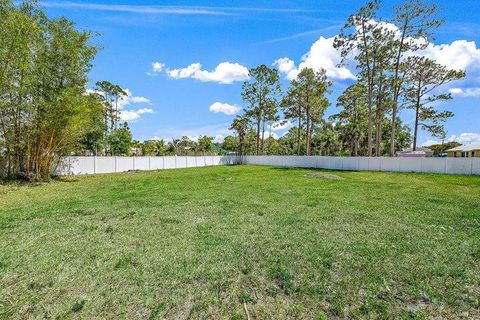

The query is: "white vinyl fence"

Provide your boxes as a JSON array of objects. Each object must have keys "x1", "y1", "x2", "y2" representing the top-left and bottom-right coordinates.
[
  {"x1": 54, "y1": 155, "x2": 480, "y2": 176},
  {"x1": 242, "y1": 156, "x2": 480, "y2": 175},
  {"x1": 54, "y1": 156, "x2": 238, "y2": 175}
]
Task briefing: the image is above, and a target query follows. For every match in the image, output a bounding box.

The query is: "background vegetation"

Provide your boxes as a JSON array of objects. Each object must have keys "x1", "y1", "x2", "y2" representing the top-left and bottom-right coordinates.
[{"x1": 0, "y1": 0, "x2": 466, "y2": 182}]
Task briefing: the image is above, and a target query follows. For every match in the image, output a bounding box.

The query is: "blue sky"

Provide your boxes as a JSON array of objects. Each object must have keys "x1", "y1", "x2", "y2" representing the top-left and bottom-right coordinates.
[{"x1": 43, "y1": 0, "x2": 480, "y2": 146}]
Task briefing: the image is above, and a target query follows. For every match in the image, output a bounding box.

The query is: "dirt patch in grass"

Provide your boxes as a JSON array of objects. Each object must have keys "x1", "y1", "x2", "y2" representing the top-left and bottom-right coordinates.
[{"x1": 304, "y1": 172, "x2": 345, "y2": 180}]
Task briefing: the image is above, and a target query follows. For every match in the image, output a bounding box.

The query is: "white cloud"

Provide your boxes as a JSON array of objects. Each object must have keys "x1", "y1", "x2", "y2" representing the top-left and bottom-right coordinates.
[
  {"x1": 299, "y1": 36, "x2": 356, "y2": 80},
  {"x1": 418, "y1": 40, "x2": 480, "y2": 71},
  {"x1": 448, "y1": 132, "x2": 480, "y2": 144},
  {"x1": 274, "y1": 22, "x2": 480, "y2": 87},
  {"x1": 130, "y1": 96, "x2": 151, "y2": 103},
  {"x1": 449, "y1": 87, "x2": 480, "y2": 97},
  {"x1": 269, "y1": 119, "x2": 293, "y2": 131},
  {"x1": 209, "y1": 102, "x2": 240, "y2": 115},
  {"x1": 275, "y1": 36, "x2": 356, "y2": 81},
  {"x1": 116, "y1": 88, "x2": 151, "y2": 109},
  {"x1": 167, "y1": 63, "x2": 202, "y2": 79},
  {"x1": 421, "y1": 139, "x2": 442, "y2": 147},
  {"x1": 152, "y1": 61, "x2": 165, "y2": 73},
  {"x1": 167, "y1": 62, "x2": 250, "y2": 84},
  {"x1": 272, "y1": 58, "x2": 299, "y2": 81},
  {"x1": 422, "y1": 132, "x2": 480, "y2": 146},
  {"x1": 120, "y1": 108, "x2": 154, "y2": 122},
  {"x1": 42, "y1": 2, "x2": 226, "y2": 15}
]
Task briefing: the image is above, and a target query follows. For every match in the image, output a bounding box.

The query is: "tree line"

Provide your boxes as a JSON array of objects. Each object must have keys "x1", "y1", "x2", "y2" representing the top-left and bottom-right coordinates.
[
  {"x1": 227, "y1": 0, "x2": 464, "y2": 157},
  {"x1": 0, "y1": 0, "x2": 466, "y2": 181},
  {"x1": 0, "y1": 1, "x2": 143, "y2": 180}
]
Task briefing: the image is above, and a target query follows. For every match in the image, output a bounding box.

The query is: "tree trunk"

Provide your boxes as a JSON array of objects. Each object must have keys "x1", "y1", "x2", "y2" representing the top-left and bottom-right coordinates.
[
  {"x1": 297, "y1": 116, "x2": 301, "y2": 156},
  {"x1": 375, "y1": 111, "x2": 381, "y2": 157},
  {"x1": 390, "y1": 101, "x2": 397, "y2": 156},
  {"x1": 261, "y1": 119, "x2": 266, "y2": 155},
  {"x1": 367, "y1": 83, "x2": 373, "y2": 156},
  {"x1": 390, "y1": 23, "x2": 407, "y2": 157},
  {"x1": 413, "y1": 86, "x2": 422, "y2": 151},
  {"x1": 256, "y1": 119, "x2": 261, "y2": 155},
  {"x1": 306, "y1": 111, "x2": 311, "y2": 156},
  {"x1": 413, "y1": 106, "x2": 419, "y2": 151}
]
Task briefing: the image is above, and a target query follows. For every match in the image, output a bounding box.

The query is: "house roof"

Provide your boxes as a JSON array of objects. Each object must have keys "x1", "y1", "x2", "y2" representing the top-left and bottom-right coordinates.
[{"x1": 446, "y1": 142, "x2": 480, "y2": 152}]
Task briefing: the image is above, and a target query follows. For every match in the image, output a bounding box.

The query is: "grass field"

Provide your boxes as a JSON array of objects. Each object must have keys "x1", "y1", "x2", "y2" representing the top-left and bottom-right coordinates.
[{"x1": 1, "y1": 165, "x2": 479, "y2": 319}]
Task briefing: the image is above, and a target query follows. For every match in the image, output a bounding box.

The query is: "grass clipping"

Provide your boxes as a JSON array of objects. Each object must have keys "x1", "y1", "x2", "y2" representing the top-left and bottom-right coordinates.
[{"x1": 304, "y1": 172, "x2": 345, "y2": 180}]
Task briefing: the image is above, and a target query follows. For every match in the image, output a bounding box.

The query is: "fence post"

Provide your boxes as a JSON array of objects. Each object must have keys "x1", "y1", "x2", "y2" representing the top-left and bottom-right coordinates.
[
  {"x1": 149, "y1": 156, "x2": 151, "y2": 171},
  {"x1": 133, "y1": 156, "x2": 135, "y2": 171},
  {"x1": 114, "y1": 156, "x2": 117, "y2": 173},
  {"x1": 175, "y1": 155, "x2": 177, "y2": 168},
  {"x1": 94, "y1": 156, "x2": 97, "y2": 174}
]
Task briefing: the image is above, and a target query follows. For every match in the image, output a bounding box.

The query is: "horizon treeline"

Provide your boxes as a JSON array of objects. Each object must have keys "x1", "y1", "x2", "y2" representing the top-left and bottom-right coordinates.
[
  {"x1": 228, "y1": 0, "x2": 464, "y2": 157},
  {"x1": 0, "y1": 0, "x2": 466, "y2": 181}
]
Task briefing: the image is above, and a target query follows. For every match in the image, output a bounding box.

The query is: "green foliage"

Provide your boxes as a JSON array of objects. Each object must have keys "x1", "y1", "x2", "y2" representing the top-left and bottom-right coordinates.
[
  {"x1": 239, "y1": 292, "x2": 254, "y2": 303},
  {"x1": 221, "y1": 135, "x2": 238, "y2": 152},
  {"x1": 0, "y1": 0, "x2": 98, "y2": 180},
  {"x1": 404, "y1": 56, "x2": 465, "y2": 149},
  {"x1": 108, "y1": 122, "x2": 133, "y2": 156},
  {"x1": 282, "y1": 68, "x2": 332, "y2": 155},
  {"x1": 198, "y1": 135, "x2": 214, "y2": 152},
  {"x1": 141, "y1": 139, "x2": 168, "y2": 156},
  {"x1": 427, "y1": 141, "x2": 461, "y2": 156},
  {"x1": 242, "y1": 65, "x2": 281, "y2": 155},
  {"x1": 71, "y1": 300, "x2": 86, "y2": 313},
  {"x1": 268, "y1": 265, "x2": 296, "y2": 295}
]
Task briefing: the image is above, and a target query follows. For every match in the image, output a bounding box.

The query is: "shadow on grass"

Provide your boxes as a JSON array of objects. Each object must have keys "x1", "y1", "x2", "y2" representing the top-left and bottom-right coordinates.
[
  {"x1": 51, "y1": 176, "x2": 80, "y2": 183},
  {"x1": 269, "y1": 166, "x2": 358, "y2": 173}
]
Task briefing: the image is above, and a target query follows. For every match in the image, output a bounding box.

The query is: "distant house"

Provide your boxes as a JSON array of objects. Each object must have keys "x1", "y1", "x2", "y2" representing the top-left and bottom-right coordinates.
[
  {"x1": 397, "y1": 147, "x2": 434, "y2": 157},
  {"x1": 446, "y1": 142, "x2": 480, "y2": 158}
]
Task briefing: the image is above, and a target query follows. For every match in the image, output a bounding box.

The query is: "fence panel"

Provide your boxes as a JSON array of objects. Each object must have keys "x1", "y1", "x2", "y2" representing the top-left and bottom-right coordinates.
[
  {"x1": 163, "y1": 156, "x2": 176, "y2": 169},
  {"x1": 175, "y1": 156, "x2": 187, "y2": 168},
  {"x1": 368, "y1": 158, "x2": 381, "y2": 171},
  {"x1": 196, "y1": 156, "x2": 206, "y2": 167},
  {"x1": 472, "y1": 158, "x2": 480, "y2": 175},
  {"x1": 446, "y1": 158, "x2": 472, "y2": 175},
  {"x1": 342, "y1": 157, "x2": 359, "y2": 171},
  {"x1": 134, "y1": 157, "x2": 150, "y2": 171},
  {"x1": 357, "y1": 157, "x2": 370, "y2": 171},
  {"x1": 381, "y1": 158, "x2": 400, "y2": 172},
  {"x1": 421, "y1": 158, "x2": 446, "y2": 174},
  {"x1": 70, "y1": 157, "x2": 95, "y2": 175},
  {"x1": 95, "y1": 157, "x2": 116, "y2": 174},
  {"x1": 399, "y1": 157, "x2": 423, "y2": 173},
  {"x1": 56, "y1": 155, "x2": 479, "y2": 176},
  {"x1": 116, "y1": 157, "x2": 134, "y2": 172},
  {"x1": 243, "y1": 156, "x2": 478, "y2": 175},
  {"x1": 150, "y1": 157, "x2": 164, "y2": 170},
  {"x1": 186, "y1": 157, "x2": 197, "y2": 168}
]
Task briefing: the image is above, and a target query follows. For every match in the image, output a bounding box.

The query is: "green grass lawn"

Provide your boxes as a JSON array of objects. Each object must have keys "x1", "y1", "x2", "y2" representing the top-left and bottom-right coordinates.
[{"x1": 1, "y1": 166, "x2": 479, "y2": 319}]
